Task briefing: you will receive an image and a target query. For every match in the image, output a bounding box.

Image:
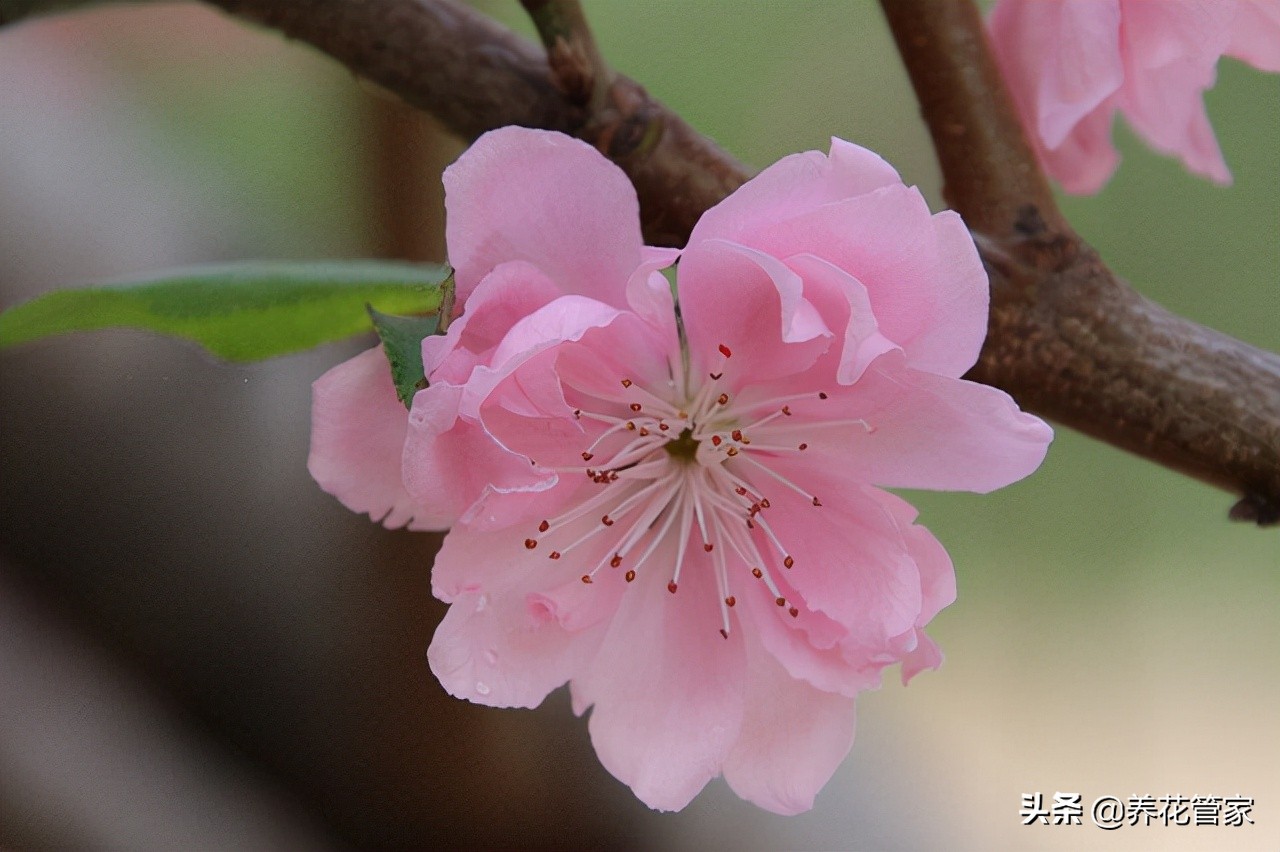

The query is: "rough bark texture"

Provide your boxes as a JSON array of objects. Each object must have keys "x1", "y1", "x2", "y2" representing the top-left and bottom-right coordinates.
[
  {"x1": 881, "y1": 0, "x2": 1280, "y2": 524},
  {"x1": 3, "y1": 0, "x2": 1277, "y2": 522}
]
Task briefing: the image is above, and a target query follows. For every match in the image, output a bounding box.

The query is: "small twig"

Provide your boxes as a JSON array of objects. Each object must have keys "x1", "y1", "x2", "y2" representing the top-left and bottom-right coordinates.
[{"x1": 519, "y1": 0, "x2": 610, "y2": 110}]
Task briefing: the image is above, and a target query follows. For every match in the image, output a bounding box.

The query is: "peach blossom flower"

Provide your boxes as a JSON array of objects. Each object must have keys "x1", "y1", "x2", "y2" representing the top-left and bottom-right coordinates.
[
  {"x1": 309, "y1": 127, "x2": 1052, "y2": 813},
  {"x1": 989, "y1": 0, "x2": 1280, "y2": 193}
]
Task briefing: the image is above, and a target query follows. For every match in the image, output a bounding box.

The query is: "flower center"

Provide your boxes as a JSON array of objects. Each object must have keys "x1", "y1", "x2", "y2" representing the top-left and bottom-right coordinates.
[
  {"x1": 520, "y1": 337, "x2": 864, "y2": 640},
  {"x1": 663, "y1": 427, "x2": 700, "y2": 462}
]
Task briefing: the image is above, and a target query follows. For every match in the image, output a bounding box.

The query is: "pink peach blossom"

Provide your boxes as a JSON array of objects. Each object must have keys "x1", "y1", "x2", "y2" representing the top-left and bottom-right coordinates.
[
  {"x1": 309, "y1": 127, "x2": 1053, "y2": 813},
  {"x1": 989, "y1": 0, "x2": 1280, "y2": 193}
]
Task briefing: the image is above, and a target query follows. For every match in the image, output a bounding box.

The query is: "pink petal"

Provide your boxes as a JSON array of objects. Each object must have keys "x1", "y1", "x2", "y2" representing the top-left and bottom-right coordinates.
[
  {"x1": 443, "y1": 126, "x2": 644, "y2": 307},
  {"x1": 428, "y1": 525, "x2": 607, "y2": 708},
  {"x1": 402, "y1": 382, "x2": 555, "y2": 531},
  {"x1": 990, "y1": 0, "x2": 1123, "y2": 148},
  {"x1": 423, "y1": 260, "x2": 563, "y2": 385},
  {"x1": 704, "y1": 185, "x2": 988, "y2": 378},
  {"x1": 1039, "y1": 104, "x2": 1122, "y2": 195},
  {"x1": 1228, "y1": 0, "x2": 1280, "y2": 72},
  {"x1": 573, "y1": 547, "x2": 746, "y2": 812},
  {"x1": 1116, "y1": 1, "x2": 1233, "y2": 183},
  {"x1": 873, "y1": 490, "x2": 957, "y2": 627},
  {"x1": 783, "y1": 253, "x2": 898, "y2": 386},
  {"x1": 677, "y1": 238, "x2": 832, "y2": 385},
  {"x1": 721, "y1": 635, "x2": 857, "y2": 816},
  {"x1": 899, "y1": 630, "x2": 945, "y2": 685},
  {"x1": 750, "y1": 476, "x2": 922, "y2": 646},
  {"x1": 796, "y1": 352, "x2": 1053, "y2": 493},
  {"x1": 476, "y1": 310, "x2": 673, "y2": 469},
  {"x1": 741, "y1": 573, "x2": 882, "y2": 697},
  {"x1": 687, "y1": 137, "x2": 902, "y2": 249},
  {"x1": 308, "y1": 346, "x2": 428, "y2": 529}
]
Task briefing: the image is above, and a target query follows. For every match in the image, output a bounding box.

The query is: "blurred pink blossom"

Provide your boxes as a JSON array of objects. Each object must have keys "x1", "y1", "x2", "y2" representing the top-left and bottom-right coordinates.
[
  {"x1": 309, "y1": 127, "x2": 1052, "y2": 813},
  {"x1": 989, "y1": 0, "x2": 1280, "y2": 193}
]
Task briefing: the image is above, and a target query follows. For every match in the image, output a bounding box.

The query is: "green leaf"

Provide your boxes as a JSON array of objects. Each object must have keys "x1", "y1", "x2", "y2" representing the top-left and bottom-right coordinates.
[
  {"x1": 0, "y1": 260, "x2": 449, "y2": 361},
  {"x1": 367, "y1": 305, "x2": 441, "y2": 408}
]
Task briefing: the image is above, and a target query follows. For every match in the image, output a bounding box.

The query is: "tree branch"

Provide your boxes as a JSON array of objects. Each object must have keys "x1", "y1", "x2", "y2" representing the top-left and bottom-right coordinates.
[
  {"x1": 880, "y1": 0, "x2": 1280, "y2": 524},
  {"x1": 3, "y1": 0, "x2": 1277, "y2": 523}
]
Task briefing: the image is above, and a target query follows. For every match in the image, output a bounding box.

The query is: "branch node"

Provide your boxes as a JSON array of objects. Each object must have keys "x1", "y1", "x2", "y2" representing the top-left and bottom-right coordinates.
[{"x1": 1229, "y1": 494, "x2": 1280, "y2": 527}]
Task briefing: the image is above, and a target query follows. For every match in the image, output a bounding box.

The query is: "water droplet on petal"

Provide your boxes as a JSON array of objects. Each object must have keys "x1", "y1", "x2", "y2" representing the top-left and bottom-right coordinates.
[
  {"x1": 475, "y1": 594, "x2": 489, "y2": 612},
  {"x1": 475, "y1": 681, "x2": 491, "y2": 696}
]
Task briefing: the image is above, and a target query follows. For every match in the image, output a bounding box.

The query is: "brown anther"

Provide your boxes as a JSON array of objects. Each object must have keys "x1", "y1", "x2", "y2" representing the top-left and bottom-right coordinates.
[
  {"x1": 746, "y1": 519, "x2": 755, "y2": 529},
  {"x1": 639, "y1": 427, "x2": 650, "y2": 436},
  {"x1": 783, "y1": 555, "x2": 794, "y2": 569},
  {"x1": 524, "y1": 538, "x2": 538, "y2": 549},
  {"x1": 760, "y1": 498, "x2": 771, "y2": 508},
  {"x1": 719, "y1": 628, "x2": 729, "y2": 639},
  {"x1": 751, "y1": 567, "x2": 763, "y2": 579},
  {"x1": 581, "y1": 575, "x2": 593, "y2": 584},
  {"x1": 573, "y1": 409, "x2": 582, "y2": 418},
  {"x1": 726, "y1": 447, "x2": 739, "y2": 457},
  {"x1": 667, "y1": 581, "x2": 678, "y2": 594},
  {"x1": 621, "y1": 379, "x2": 633, "y2": 387},
  {"x1": 719, "y1": 344, "x2": 733, "y2": 358},
  {"x1": 625, "y1": 569, "x2": 636, "y2": 582},
  {"x1": 582, "y1": 451, "x2": 594, "y2": 461},
  {"x1": 703, "y1": 542, "x2": 714, "y2": 552},
  {"x1": 711, "y1": 435, "x2": 722, "y2": 447},
  {"x1": 781, "y1": 405, "x2": 792, "y2": 416},
  {"x1": 601, "y1": 515, "x2": 614, "y2": 526},
  {"x1": 812, "y1": 497, "x2": 822, "y2": 507},
  {"x1": 735, "y1": 486, "x2": 748, "y2": 495},
  {"x1": 626, "y1": 421, "x2": 636, "y2": 431},
  {"x1": 731, "y1": 430, "x2": 743, "y2": 442},
  {"x1": 717, "y1": 393, "x2": 730, "y2": 405},
  {"x1": 788, "y1": 606, "x2": 799, "y2": 618},
  {"x1": 629, "y1": 403, "x2": 642, "y2": 412},
  {"x1": 725, "y1": 595, "x2": 736, "y2": 607},
  {"x1": 659, "y1": 422, "x2": 670, "y2": 431},
  {"x1": 549, "y1": 551, "x2": 562, "y2": 560},
  {"x1": 775, "y1": 596, "x2": 786, "y2": 607},
  {"x1": 610, "y1": 554, "x2": 622, "y2": 568},
  {"x1": 798, "y1": 443, "x2": 808, "y2": 451},
  {"x1": 538, "y1": 520, "x2": 550, "y2": 532},
  {"x1": 818, "y1": 391, "x2": 828, "y2": 399},
  {"x1": 709, "y1": 371, "x2": 723, "y2": 381},
  {"x1": 677, "y1": 410, "x2": 689, "y2": 419}
]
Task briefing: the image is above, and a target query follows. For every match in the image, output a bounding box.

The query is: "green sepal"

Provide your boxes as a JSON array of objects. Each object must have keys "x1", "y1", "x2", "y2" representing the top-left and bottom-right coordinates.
[{"x1": 367, "y1": 305, "x2": 440, "y2": 408}]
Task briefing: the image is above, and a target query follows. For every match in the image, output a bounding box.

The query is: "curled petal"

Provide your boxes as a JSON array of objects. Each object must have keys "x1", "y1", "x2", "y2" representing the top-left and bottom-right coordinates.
[
  {"x1": 403, "y1": 383, "x2": 555, "y2": 531},
  {"x1": 678, "y1": 238, "x2": 831, "y2": 384}
]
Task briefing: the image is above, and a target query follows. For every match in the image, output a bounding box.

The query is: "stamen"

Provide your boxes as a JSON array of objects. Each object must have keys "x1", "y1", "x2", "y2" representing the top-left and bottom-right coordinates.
[{"x1": 734, "y1": 452, "x2": 822, "y2": 507}]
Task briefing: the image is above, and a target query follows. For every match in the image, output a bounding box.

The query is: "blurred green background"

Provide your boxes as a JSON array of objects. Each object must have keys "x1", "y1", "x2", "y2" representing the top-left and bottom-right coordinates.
[{"x1": 0, "y1": 2, "x2": 1276, "y2": 850}]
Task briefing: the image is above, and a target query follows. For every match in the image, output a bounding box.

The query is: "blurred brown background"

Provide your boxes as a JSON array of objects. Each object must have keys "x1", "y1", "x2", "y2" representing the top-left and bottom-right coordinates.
[{"x1": 1, "y1": 3, "x2": 1278, "y2": 849}]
